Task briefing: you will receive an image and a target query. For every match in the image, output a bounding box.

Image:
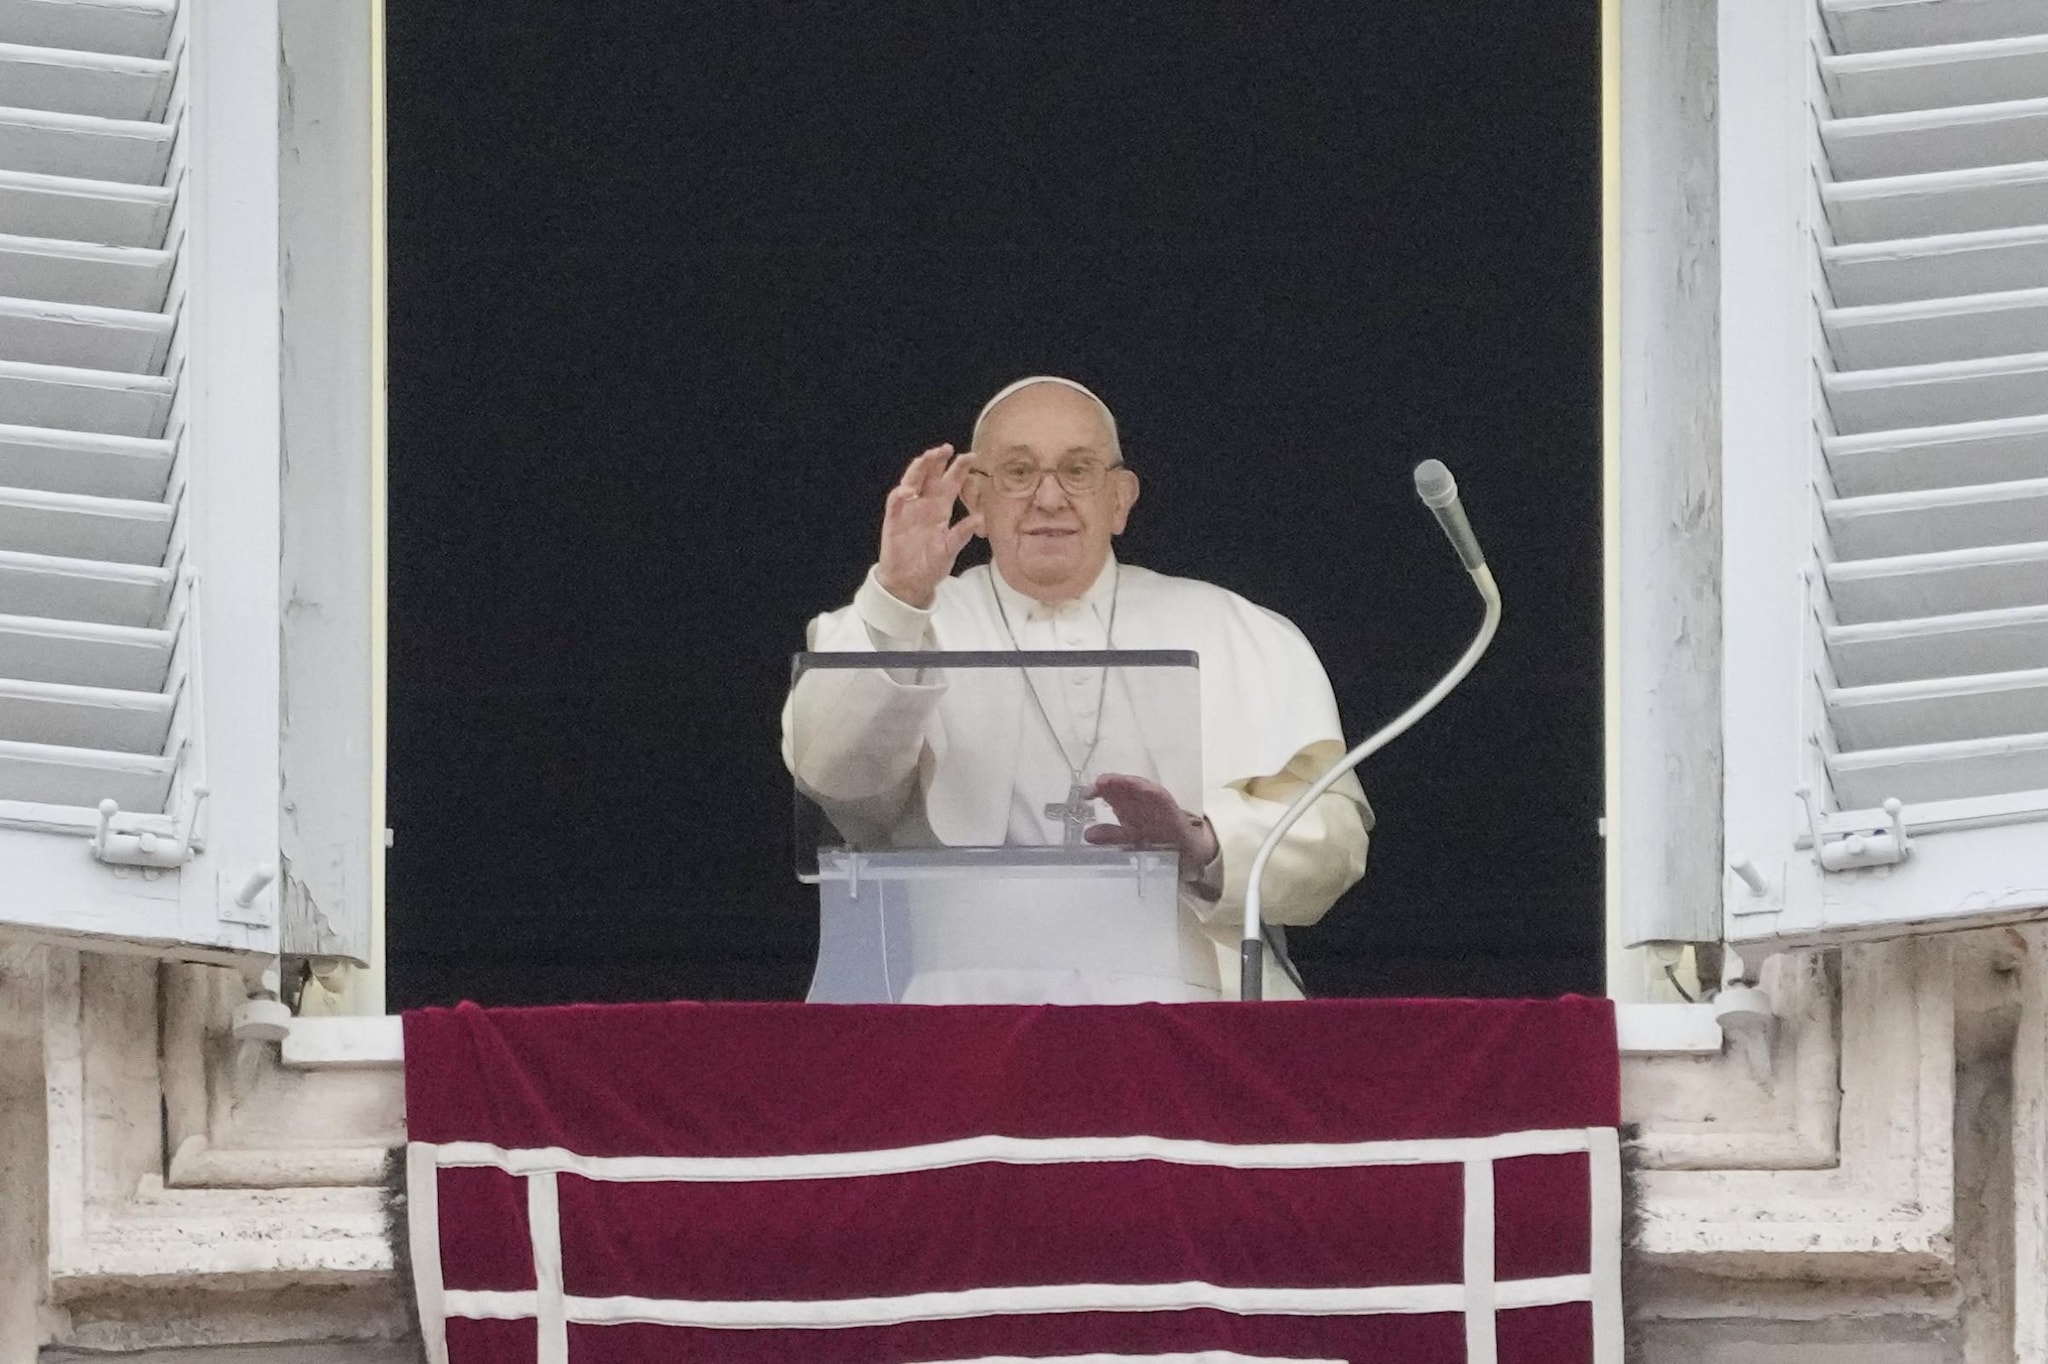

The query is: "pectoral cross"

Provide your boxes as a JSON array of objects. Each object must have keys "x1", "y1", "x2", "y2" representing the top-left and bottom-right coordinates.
[{"x1": 1045, "y1": 782, "x2": 1095, "y2": 848}]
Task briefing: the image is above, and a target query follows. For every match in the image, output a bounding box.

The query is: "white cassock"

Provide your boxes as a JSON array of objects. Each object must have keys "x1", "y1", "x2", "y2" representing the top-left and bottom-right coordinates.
[{"x1": 781, "y1": 555, "x2": 1372, "y2": 1003}]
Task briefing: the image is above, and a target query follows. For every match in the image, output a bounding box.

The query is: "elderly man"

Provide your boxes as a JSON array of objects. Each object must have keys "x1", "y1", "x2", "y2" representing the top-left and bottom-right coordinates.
[{"x1": 782, "y1": 376, "x2": 1371, "y2": 1002}]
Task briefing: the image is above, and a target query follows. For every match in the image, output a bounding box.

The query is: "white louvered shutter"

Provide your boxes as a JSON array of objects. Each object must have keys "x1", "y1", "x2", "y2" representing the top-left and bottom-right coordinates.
[
  {"x1": 1722, "y1": 0, "x2": 2048, "y2": 951},
  {"x1": 0, "y1": 0, "x2": 283, "y2": 962}
]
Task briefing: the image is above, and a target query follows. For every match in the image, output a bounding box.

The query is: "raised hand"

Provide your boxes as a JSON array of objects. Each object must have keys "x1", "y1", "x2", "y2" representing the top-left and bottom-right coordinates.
[
  {"x1": 876, "y1": 444, "x2": 983, "y2": 608},
  {"x1": 1084, "y1": 773, "x2": 1220, "y2": 872}
]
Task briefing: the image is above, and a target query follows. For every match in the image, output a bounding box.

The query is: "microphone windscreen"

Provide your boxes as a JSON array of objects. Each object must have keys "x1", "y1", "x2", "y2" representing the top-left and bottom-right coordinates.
[{"x1": 1413, "y1": 459, "x2": 1458, "y2": 508}]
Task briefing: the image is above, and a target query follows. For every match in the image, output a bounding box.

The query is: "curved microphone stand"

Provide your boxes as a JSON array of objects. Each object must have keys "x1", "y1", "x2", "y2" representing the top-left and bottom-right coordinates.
[{"x1": 1239, "y1": 461, "x2": 1504, "y2": 1001}]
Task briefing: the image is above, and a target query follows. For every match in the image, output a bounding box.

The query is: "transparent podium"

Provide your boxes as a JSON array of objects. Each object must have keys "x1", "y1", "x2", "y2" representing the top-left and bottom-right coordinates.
[{"x1": 790, "y1": 649, "x2": 1208, "y2": 1003}]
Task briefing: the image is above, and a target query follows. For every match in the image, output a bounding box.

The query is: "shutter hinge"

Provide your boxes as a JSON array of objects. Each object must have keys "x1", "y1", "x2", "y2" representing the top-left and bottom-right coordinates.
[
  {"x1": 1798, "y1": 786, "x2": 1911, "y2": 872},
  {"x1": 92, "y1": 787, "x2": 208, "y2": 869}
]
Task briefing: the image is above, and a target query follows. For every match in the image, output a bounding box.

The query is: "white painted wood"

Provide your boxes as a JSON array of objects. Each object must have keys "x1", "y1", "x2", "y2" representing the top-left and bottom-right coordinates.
[
  {"x1": 0, "y1": 549, "x2": 168, "y2": 626},
  {"x1": 0, "y1": 41, "x2": 170, "y2": 121},
  {"x1": 281, "y1": 1013, "x2": 402, "y2": 1069},
  {"x1": 1615, "y1": 0, "x2": 1724, "y2": 949},
  {"x1": 0, "y1": 105, "x2": 172, "y2": 185},
  {"x1": 1615, "y1": 1002, "x2": 1724, "y2": 1055},
  {"x1": 1824, "y1": 33, "x2": 2048, "y2": 117},
  {"x1": 1825, "y1": 538, "x2": 2048, "y2": 622},
  {"x1": 0, "y1": 612, "x2": 169, "y2": 689},
  {"x1": 1825, "y1": 0, "x2": 2048, "y2": 53},
  {"x1": 1828, "y1": 728, "x2": 2048, "y2": 804},
  {"x1": 0, "y1": 293, "x2": 170, "y2": 372},
  {"x1": 1816, "y1": 782, "x2": 2048, "y2": 835},
  {"x1": 0, "y1": 420, "x2": 167, "y2": 497},
  {"x1": 1824, "y1": 97, "x2": 2048, "y2": 180},
  {"x1": 160, "y1": 0, "x2": 283, "y2": 955},
  {"x1": 1824, "y1": 287, "x2": 2048, "y2": 370},
  {"x1": 1826, "y1": 410, "x2": 2048, "y2": 491},
  {"x1": 0, "y1": 733, "x2": 168, "y2": 805},
  {"x1": 0, "y1": 0, "x2": 175, "y2": 60},
  {"x1": 1825, "y1": 159, "x2": 2048, "y2": 242},
  {"x1": 1826, "y1": 475, "x2": 2048, "y2": 557},
  {"x1": 1723, "y1": 0, "x2": 2048, "y2": 950},
  {"x1": 0, "y1": 167, "x2": 169, "y2": 246},
  {"x1": 1829, "y1": 601, "x2": 2048, "y2": 683},
  {"x1": 1824, "y1": 350, "x2": 2048, "y2": 432},
  {"x1": 1826, "y1": 224, "x2": 2048, "y2": 305},
  {"x1": 0, "y1": 483, "x2": 169, "y2": 563},
  {"x1": 0, "y1": 356, "x2": 170, "y2": 435},
  {"x1": 1719, "y1": 0, "x2": 1833, "y2": 951},
  {"x1": 0, "y1": 674, "x2": 168, "y2": 750},
  {"x1": 0, "y1": 232, "x2": 171, "y2": 309},
  {"x1": 276, "y1": 0, "x2": 378, "y2": 967},
  {"x1": 1828, "y1": 666, "x2": 2048, "y2": 748}
]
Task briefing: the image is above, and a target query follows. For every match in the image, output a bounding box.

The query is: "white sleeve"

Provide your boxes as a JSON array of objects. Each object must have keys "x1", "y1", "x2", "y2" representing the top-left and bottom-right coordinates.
[
  {"x1": 1182, "y1": 745, "x2": 1372, "y2": 929},
  {"x1": 780, "y1": 569, "x2": 948, "y2": 833}
]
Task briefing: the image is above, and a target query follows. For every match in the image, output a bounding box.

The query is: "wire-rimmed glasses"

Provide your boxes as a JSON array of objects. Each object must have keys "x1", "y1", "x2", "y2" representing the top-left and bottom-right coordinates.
[{"x1": 971, "y1": 456, "x2": 1128, "y2": 498}]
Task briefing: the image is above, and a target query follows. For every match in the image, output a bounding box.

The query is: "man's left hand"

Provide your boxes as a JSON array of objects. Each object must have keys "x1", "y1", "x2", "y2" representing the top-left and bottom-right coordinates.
[{"x1": 1085, "y1": 773, "x2": 1219, "y2": 874}]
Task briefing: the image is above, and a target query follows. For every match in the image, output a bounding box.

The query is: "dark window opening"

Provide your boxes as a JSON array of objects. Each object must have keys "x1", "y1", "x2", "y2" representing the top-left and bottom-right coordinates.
[{"x1": 386, "y1": 5, "x2": 1603, "y2": 1010}]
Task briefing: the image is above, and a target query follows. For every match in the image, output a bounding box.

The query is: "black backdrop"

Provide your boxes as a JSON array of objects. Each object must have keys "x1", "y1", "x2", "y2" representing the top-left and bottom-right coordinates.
[{"x1": 385, "y1": 4, "x2": 1604, "y2": 1009}]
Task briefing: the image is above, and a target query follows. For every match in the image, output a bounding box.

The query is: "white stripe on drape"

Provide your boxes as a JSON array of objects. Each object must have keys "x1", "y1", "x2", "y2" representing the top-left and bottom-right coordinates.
[
  {"x1": 528, "y1": 1170, "x2": 567, "y2": 1364},
  {"x1": 914, "y1": 1355, "x2": 1346, "y2": 1363},
  {"x1": 426, "y1": 1126, "x2": 1597, "y2": 1183},
  {"x1": 439, "y1": 1275, "x2": 1594, "y2": 1330},
  {"x1": 1461, "y1": 1158, "x2": 1497, "y2": 1364},
  {"x1": 405, "y1": 1141, "x2": 450, "y2": 1364},
  {"x1": 1587, "y1": 1125, "x2": 1624, "y2": 1364}
]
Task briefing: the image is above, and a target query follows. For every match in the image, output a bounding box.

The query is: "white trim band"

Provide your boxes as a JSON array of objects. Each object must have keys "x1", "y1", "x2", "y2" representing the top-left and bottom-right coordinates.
[
  {"x1": 422, "y1": 1127, "x2": 1598, "y2": 1183},
  {"x1": 440, "y1": 1275, "x2": 1596, "y2": 1330}
]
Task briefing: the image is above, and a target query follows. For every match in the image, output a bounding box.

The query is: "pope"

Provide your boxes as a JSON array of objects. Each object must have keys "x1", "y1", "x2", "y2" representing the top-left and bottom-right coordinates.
[{"x1": 782, "y1": 376, "x2": 1371, "y2": 1001}]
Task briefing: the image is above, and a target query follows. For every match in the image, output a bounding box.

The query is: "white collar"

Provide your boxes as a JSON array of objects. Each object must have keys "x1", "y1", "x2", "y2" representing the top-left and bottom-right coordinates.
[{"x1": 989, "y1": 553, "x2": 1119, "y2": 624}]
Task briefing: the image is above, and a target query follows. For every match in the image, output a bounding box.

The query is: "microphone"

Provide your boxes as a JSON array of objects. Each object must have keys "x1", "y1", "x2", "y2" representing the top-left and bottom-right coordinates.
[
  {"x1": 1413, "y1": 458, "x2": 1486, "y2": 572},
  {"x1": 1240, "y1": 461, "x2": 1503, "y2": 1000}
]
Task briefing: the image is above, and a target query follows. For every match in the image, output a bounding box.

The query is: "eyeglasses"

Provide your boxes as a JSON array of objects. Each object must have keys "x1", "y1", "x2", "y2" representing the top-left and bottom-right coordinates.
[{"x1": 972, "y1": 456, "x2": 1128, "y2": 499}]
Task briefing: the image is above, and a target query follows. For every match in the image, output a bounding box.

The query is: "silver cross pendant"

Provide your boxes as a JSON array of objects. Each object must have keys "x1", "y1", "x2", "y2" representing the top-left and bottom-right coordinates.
[{"x1": 1044, "y1": 782, "x2": 1095, "y2": 848}]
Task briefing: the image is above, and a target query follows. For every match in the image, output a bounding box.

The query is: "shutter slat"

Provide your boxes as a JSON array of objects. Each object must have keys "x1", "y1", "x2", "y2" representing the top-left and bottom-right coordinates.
[
  {"x1": 1825, "y1": 158, "x2": 2048, "y2": 242},
  {"x1": 1827, "y1": 411, "x2": 2048, "y2": 492},
  {"x1": 1826, "y1": 0, "x2": 2048, "y2": 54},
  {"x1": 0, "y1": 167, "x2": 168, "y2": 247},
  {"x1": 1826, "y1": 538, "x2": 2048, "y2": 622},
  {"x1": 0, "y1": 42, "x2": 171, "y2": 121},
  {"x1": 1830, "y1": 602, "x2": 2048, "y2": 685},
  {"x1": 1827, "y1": 730, "x2": 2048, "y2": 806},
  {"x1": 1823, "y1": 284, "x2": 2048, "y2": 369},
  {"x1": 0, "y1": 1, "x2": 187, "y2": 821},
  {"x1": 1829, "y1": 665, "x2": 2048, "y2": 747},
  {"x1": 0, "y1": 736, "x2": 171, "y2": 807},
  {"x1": 1825, "y1": 224, "x2": 2048, "y2": 305},
  {"x1": 0, "y1": 105, "x2": 173, "y2": 186},
  {"x1": 1824, "y1": 349, "x2": 2048, "y2": 432},
  {"x1": 0, "y1": 0, "x2": 176, "y2": 60},
  {"x1": 0, "y1": 675, "x2": 168, "y2": 752},
  {"x1": 0, "y1": 549, "x2": 170, "y2": 626},
  {"x1": 0, "y1": 611, "x2": 170, "y2": 689},
  {"x1": 0, "y1": 231, "x2": 172, "y2": 309},
  {"x1": 0, "y1": 357, "x2": 171, "y2": 436},
  {"x1": 0, "y1": 485, "x2": 170, "y2": 563},
  {"x1": 1826, "y1": 475, "x2": 2048, "y2": 557},
  {"x1": 0, "y1": 294, "x2": 169, "y2": 372},
  {"x1": 1823, "y1": 97, "x2": 2048, "y2": 180},
  {"x1": 1825, "y1": 33, "x2": 2048, "y2": 117},
  {"x1": 0, "y1": 422, "x2": 170, "y2": 498}
]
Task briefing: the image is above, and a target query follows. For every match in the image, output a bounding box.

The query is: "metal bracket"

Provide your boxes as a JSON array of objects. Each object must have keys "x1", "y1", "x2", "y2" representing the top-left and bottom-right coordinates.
[
  {"x1": 218, "y1": 864, "x2": 278, "y2": 927},
  {"x1": 1797, "y1": 786, "x2": 1910, "y2": 873},
  {"x1": 92, "y1": 787, "x2": 208, "y2": 869}
]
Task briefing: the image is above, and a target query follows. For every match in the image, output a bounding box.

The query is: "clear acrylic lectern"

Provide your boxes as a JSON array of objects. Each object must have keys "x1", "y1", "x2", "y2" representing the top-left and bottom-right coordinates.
[{"x1": 790, "y1": 649, "x2": 1204, "y2": 1003}]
